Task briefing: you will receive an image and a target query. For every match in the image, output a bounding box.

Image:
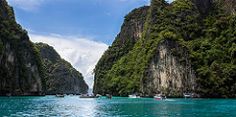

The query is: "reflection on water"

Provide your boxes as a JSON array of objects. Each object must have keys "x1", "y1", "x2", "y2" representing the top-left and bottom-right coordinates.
[{"x1": 0, "y1": 96, "x2": 236, "y2": 117}]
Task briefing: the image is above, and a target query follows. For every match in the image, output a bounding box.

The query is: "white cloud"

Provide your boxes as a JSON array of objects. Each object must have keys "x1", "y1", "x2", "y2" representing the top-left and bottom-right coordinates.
[
  {"x1": 7, "y1": 0, "x2": 45, "y2": 11},
  {"x1": 167, "y1": 0, "x2": 174, "y2": 3},
  {"x1": 30, "y1": 34, "x2": 108, "y2": 89}
]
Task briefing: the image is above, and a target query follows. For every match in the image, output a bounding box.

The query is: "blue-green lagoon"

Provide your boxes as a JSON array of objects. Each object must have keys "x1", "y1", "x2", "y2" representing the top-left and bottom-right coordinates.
[{"x1": 0, "y1": 96, "x2": 236, "y2": 117}]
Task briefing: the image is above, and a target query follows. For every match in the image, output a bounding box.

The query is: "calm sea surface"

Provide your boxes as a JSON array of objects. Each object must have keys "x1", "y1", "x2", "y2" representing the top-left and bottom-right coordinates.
[{"x1": 0, "y1": 96, "x2": 236, "y2": 117}]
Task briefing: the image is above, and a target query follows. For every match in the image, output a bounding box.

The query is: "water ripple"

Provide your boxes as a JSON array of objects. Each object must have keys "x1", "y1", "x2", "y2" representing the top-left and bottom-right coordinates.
[{"x1": 0, "y1": 96, "x2": 236, "y2": 117}]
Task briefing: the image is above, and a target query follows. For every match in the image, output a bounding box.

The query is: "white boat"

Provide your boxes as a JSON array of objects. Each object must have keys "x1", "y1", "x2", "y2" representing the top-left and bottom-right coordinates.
[
  {"x1": 96, "y1": 94, "x2": 102, "y2": 97},
  {"x1": 183, "y1": 93, "x2": 193, "y2": 98},
  {"x1": 128, "y1": 94, "x2": 140, "y2": 98},
  {"x1": 56, "y1": 94, "x2": 65, "y2": 98},
  {"x1": 154, "y1": 94, "x2": 166, "y2": 100},
  {"x1": 80, "y1": 94, "x2": 100, "y2": 98}
]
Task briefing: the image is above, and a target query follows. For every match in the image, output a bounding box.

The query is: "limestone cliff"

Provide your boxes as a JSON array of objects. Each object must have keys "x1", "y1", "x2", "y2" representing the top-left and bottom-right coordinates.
[
  {"x1": 94, "y1": 0, "x2": 236, "y2": 97},
  {"x1": 143, "y1": 40, "x2": 196, "y2": 97},
  {"x1": 0, "y1": 0, "x2": 45, "y2": 96},
  {"x1": 93, "y1": 6, "x2": 149, "y2": 94},
  {"x1": 35, "y1": 43, "x2": 88, "y2": 94}
]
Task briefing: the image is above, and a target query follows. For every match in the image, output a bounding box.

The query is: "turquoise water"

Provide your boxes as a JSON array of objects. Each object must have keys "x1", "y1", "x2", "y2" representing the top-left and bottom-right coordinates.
[{"x1": 0, "y1": 96, "x2": 236, "y2": 117}]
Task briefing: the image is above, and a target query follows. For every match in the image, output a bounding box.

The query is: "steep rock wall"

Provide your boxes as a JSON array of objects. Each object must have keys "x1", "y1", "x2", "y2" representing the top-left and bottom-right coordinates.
[
  {"x1": 93, "y1": 6, "x2": 149, "y2": 94},
  {"x1": 94, "y1": 0, "x2": 236, "y2": 97},
  {"x1": 143, "y1": 40, "x2": 196, "y2": 97},
  {"x1": 0, "y1": 0, "x2": 45, "y2": 96}
]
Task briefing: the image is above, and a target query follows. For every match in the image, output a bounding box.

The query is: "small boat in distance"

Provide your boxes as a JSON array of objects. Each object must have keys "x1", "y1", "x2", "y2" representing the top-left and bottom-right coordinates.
[
  {"x1": 183, "y1": 93, "x2": 193, "y2": 98},
  {"x1": 154, "y1": 94, "x2": 166, "y2": 100},
  {"x1": 96, "y1": 94, "x2": 102, "y2": 97},
  {"x1": 80, "y1": 94, "x2": 101, "y2": 98},
  {"x1": 128, "y1": 94, "x2": 141, "y2": 98},
  {"x1": 56, "y1": 94, "x2": 65, "y2": 98}
]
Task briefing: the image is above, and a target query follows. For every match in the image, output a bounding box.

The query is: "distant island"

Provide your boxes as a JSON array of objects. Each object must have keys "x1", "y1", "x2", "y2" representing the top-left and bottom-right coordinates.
[
  {"x1": 93, "y1": 0, "x2": 236, "y2": 98},
  {"x1": 35, "y1": 43, "x2": 88, "y2": 95},
  {"x1": 0, "y1": 0, "x2": 88, "y2": 96}
]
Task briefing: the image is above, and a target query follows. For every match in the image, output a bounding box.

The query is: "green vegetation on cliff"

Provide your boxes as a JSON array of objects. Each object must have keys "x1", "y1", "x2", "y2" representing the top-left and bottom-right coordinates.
[
  {"x1": 35, "y1": 43, "x2": 88, "y2": 94},
  {"x1": 93, "y1": 6, "x2": 149, "y2": 94},
  {"x1": 0, "y1": 0, "x2": 46, "y2": 95},
  {"x1": 94, "y1": 0, "x2": 236, "y2": 97},
  {"x1": 0, "y1": 0, "x2": 88, "y2": 95}
]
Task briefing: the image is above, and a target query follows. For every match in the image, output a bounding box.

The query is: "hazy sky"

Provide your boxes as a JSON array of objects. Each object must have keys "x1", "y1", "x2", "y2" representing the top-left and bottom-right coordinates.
[{"x1": 7, "y1": 0, "x2": 173, "y2": 89}]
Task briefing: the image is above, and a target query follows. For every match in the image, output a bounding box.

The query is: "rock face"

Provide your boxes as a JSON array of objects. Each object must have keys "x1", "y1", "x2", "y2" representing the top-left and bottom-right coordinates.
[
  {"x1": 0, "y1": 0, "x2": 45, "y2": 96},
  {"x1": 94, "y1": 0, "x2": 236, "y2": 97},
  {"x1": 93, "y1": 6, "x2": 149, "y2": 94},
  {"x1": 194, "y1": 0, "x2": 236, "y2": 15},
  {"x1": 0, "y1": 0, "x2": 88, "y2": 96},
  {"x1": 35, "y1": 43, "x2": 88, "y2": 94},
  {"x1": 143, "y1": 40, "x2": 196, "y2": 97}
]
